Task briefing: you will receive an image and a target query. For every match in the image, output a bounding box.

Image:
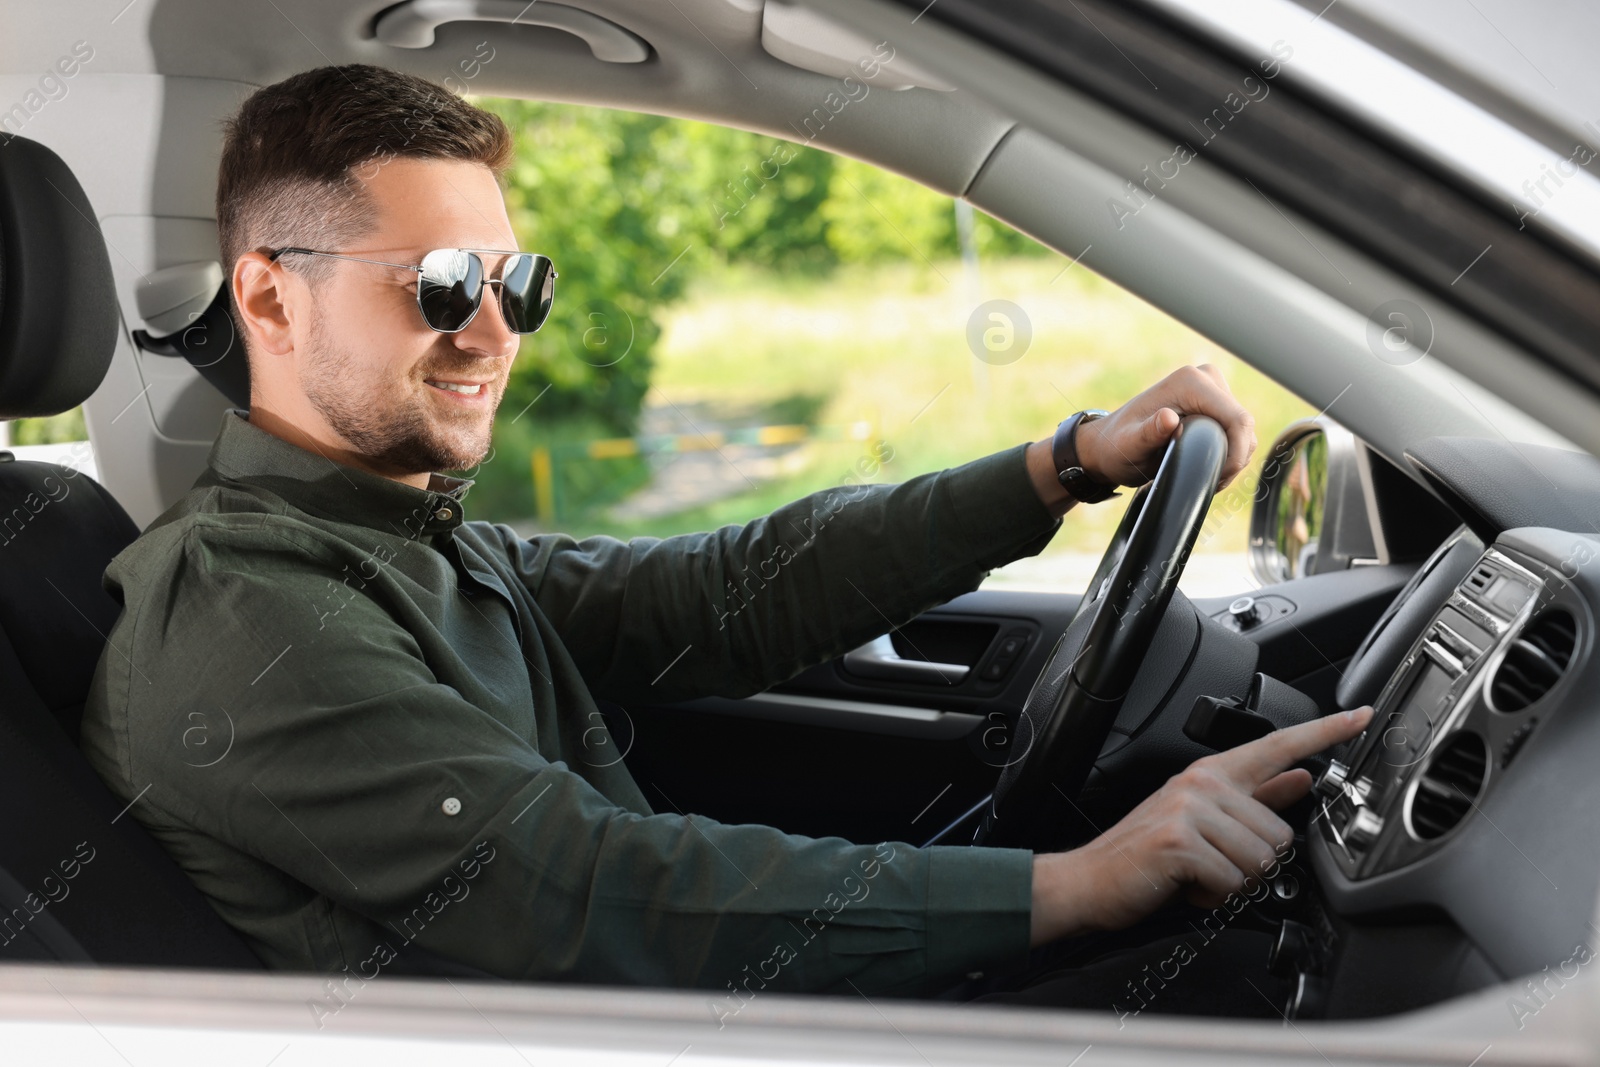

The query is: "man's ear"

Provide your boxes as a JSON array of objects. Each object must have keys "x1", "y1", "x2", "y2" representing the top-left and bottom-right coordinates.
[{"x1": 232, "y1": 251, "x2": 297, "y2": 357}]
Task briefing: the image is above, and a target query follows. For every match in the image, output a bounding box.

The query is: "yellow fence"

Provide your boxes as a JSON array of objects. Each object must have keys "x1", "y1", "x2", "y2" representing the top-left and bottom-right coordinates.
[{"x1": 529, "y1": 421, "x2": 874, "y2": 521}]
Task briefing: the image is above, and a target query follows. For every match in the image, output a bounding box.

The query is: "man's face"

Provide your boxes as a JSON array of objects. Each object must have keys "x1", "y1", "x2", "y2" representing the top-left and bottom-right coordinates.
[{"x1": 272, "y1": 158, "x2": 522, "y2": 479}]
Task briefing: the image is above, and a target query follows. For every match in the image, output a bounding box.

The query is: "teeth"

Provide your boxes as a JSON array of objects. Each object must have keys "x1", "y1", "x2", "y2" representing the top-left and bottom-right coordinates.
[{"x1": 427, "y1": 380, "x2": 483, "y2": 395}]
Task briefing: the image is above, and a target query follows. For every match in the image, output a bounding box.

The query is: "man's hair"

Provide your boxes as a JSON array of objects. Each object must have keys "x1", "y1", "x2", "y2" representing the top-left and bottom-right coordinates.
[{"x1": 216, "y1": 64, "x2": 514, "y2": 286}]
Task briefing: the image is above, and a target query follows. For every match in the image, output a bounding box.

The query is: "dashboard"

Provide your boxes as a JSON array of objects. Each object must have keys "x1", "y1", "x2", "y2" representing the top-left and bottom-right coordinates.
[{"x1": 1310, "y1": 526, "x2": 1600, "y2": 984}]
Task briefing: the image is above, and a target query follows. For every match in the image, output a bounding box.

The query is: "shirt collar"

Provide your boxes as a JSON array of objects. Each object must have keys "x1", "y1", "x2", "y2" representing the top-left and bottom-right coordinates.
[{"x1": 203, "y1": 409, "x2": 475, "y2": 540}]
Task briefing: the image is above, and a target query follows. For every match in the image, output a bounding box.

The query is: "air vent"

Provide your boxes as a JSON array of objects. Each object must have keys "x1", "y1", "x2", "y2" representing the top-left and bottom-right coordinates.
[
  {"x1": 1489, "y1": 608, "x2": 1578, "y2": 712},
  {"x1": 1409, "y1": 732, "x2": 1488, "y2": 840},
  {"x1": 1463, "y1": 565, "x2": 1495, "y2": 596}
]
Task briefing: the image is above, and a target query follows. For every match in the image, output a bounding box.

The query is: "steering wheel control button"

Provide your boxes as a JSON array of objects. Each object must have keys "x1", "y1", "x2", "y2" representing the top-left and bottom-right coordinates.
[
  {"x1": 1345, "y1": 807, "x2": 1384, "y2": 849},
  {"x1": 441, "y1": 797, "x2": 462, "y2": 816}
]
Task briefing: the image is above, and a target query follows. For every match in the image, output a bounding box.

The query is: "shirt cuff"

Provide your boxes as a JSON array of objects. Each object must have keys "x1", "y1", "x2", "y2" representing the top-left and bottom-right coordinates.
[
  {"x1": 923, "y1": 845, "x2": 1035, "y2": 981},
  {"x1": 938, "y1": 442, "x2": 1063, "y2": 570}
]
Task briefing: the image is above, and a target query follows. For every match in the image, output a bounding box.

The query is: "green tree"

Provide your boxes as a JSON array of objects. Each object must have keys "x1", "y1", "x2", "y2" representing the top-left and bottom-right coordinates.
[
  {"x1": 482, "y1": 99, "x2": 697, "y2": 436},
  {"x1": 822, "y1": 158, "x2": 1048, "y2": 264},
  {"x1": 657, "y1": 122, "x2": 837, "y2": 273},
  {"x1": 479, "y1": 100, "x2": 1045, "y2": 438},
  {"x1": 465, "y1": 100, "x2": 1047, "y2": 522}
]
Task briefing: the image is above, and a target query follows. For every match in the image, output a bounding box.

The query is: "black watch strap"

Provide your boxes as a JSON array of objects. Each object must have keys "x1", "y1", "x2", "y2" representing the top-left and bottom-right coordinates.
[{"x1": 1052, "y1": 410, "x2": 1120, "y2": 504}]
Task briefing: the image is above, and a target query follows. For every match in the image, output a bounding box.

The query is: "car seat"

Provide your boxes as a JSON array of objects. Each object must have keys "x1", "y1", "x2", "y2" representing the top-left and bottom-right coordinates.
[{"x1": 0, "y1": 133, "x2": 261, "y2": 968}]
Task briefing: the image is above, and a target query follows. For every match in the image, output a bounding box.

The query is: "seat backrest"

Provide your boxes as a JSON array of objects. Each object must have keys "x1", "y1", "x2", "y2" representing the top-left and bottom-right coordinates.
[
  {"x1": 0, "y1": 134, "x2": 261, "y2": 969},
  {"x1": 0, "y1": 457, "x2": 137, "y2": 741}
]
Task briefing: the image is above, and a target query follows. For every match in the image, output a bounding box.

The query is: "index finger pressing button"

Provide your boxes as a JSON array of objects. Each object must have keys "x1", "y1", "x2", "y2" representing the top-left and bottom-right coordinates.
[{"x1": 1223, "y1": 706, "x2": 1374, "y2": 785}]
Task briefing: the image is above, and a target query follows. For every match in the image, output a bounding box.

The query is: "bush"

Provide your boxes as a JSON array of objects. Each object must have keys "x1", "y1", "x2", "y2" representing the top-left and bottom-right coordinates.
[{"x1": 10, "y1": 408, "x2": 86, "y2": 445}]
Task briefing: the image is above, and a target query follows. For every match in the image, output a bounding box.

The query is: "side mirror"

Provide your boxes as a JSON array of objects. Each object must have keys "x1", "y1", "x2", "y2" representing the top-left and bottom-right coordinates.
[{"x1": 1249, "y1": 418, "x2": 1375, "y2": 584}]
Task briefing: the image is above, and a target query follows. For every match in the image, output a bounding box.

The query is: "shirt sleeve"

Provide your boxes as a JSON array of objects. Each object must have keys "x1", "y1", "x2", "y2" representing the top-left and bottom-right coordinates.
[
  {"x1": 494, "y1": 442, "x2": 1062, "y2": 702},
  {"x1": 91, "y1": 521, "x2": 1035, "y2": 995}
]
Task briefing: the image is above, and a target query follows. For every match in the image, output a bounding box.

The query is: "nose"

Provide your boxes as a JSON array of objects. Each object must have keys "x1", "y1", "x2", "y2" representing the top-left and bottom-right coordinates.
[{"x1": 453, "y1": 282, "x2": 520, "y2": 360}]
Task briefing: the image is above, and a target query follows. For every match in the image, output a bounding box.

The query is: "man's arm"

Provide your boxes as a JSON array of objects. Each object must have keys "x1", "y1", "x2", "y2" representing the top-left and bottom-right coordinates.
[
  {"x1": 497, "y1": 441, "x2": 1061, "y2": 703},
  {"x1": 503, "y1": 364, "x2": 1258, "y2": 702},
  {"x1": 86, "y1": 525, "x2": 1035, "y2": 994}
]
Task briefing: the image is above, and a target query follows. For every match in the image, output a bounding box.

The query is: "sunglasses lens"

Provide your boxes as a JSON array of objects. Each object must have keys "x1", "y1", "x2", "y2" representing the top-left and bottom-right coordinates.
[
  {"x1": 418, "y1": 250, "x2": 484, "y2": 332},
  {"x1": 498, "y1": 254, "x2": 555, "y2": 334}
]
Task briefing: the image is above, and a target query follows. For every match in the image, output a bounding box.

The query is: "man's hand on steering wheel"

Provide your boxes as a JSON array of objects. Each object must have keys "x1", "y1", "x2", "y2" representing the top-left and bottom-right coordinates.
[
  {"x1": 1027, "y1": 705, "x2": 1375, "y2": 947},
  {"x1": 1026, "y1": 364, "x2": 1259, "y2": 516}
]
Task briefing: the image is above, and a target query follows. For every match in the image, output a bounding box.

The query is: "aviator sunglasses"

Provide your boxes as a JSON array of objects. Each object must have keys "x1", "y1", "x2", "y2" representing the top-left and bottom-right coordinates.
[{"x1": 267, "y1": 247, "x2": 558, "y2": 334}]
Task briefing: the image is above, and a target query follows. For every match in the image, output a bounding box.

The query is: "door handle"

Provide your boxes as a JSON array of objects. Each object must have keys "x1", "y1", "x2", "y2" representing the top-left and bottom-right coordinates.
[{"x1": 842, "y1": 634, "x2": 969, "y2": 685}]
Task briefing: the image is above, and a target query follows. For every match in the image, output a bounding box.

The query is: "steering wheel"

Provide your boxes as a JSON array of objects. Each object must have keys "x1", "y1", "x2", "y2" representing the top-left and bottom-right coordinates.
[{"x1": 978, "y1": 415, "x2": 1229, "y2": 850}]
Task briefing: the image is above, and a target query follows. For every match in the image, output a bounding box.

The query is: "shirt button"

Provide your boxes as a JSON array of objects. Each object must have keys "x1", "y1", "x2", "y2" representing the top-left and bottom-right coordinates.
[
  {"x1": 441, "y1": 797, "x2": 462, "y2": 816},
  {"x1": 434, "y1": 506, "x2": 454, "y2": 521}
]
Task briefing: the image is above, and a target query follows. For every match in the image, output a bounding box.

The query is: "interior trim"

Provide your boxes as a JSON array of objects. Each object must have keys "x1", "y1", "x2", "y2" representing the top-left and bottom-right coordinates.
[
  {"x1": 658, "y1": 693, "x2": 983, "y2": 741},
  {"x1": 746, "y1": 691, "x2": 949, "y2": 723}
]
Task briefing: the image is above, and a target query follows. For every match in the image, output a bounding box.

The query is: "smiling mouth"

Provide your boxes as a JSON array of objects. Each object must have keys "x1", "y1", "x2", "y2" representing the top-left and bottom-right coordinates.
[{"x1": 424, "y1": 379, "x2": 486, "y2": 396}]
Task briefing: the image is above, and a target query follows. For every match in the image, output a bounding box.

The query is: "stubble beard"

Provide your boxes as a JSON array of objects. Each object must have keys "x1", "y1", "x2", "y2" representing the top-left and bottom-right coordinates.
[{"x1": 299, "y1": 309, "x2": 498, "y2": 476}]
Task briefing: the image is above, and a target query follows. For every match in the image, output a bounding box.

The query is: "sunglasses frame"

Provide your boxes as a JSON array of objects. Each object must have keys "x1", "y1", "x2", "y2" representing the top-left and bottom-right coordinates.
[{"x1": 265, "y1": 246, "x2": 558, "y2": 335}]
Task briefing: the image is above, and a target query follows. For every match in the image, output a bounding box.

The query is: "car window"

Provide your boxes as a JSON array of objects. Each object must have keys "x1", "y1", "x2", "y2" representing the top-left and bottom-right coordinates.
[
  {"x1": 452, "y1": 100, "x2": 1314, "y2": 600},
  {"x1": 3, "y1": 406, "x2": 98, "y2": 481}
]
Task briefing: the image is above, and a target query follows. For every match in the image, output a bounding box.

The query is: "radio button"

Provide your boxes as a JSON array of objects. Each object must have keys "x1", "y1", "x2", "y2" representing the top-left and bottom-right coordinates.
[{"x1": 1346, "y1": 808, "x2": 1384, "y2": 849}]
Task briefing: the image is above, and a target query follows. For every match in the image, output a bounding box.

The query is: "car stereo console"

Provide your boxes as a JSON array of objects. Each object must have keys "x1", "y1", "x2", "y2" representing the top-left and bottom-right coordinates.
[{"x1": 1314, "y1": 545, "x2": 1583, "y2": 879}]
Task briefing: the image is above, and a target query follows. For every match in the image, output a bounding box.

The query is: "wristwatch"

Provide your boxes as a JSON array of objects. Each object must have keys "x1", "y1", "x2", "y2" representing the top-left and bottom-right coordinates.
[{"x1": 1052, "y1": 409, "x2": 1121, "y2": 504}]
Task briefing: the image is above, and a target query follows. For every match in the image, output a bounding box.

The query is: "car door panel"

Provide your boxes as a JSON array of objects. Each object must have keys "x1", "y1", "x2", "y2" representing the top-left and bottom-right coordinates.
[
  {"x1": 613, "y1": 590, "x2": 1077, "y2": 843},
  {"x1": 621, "y1": 567, "x2": 1416, "y2": 844}
]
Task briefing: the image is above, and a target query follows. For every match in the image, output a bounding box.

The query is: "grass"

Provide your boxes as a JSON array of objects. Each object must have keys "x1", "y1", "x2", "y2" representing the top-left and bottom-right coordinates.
[{"x1": 516, "y1": 255, "x2": 1316, "y2": 559}]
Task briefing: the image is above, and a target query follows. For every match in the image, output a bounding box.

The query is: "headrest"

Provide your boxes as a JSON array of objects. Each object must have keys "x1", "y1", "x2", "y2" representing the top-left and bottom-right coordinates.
[{"x1": 0, "y1": 135, "x2": 118, "y2": 419}]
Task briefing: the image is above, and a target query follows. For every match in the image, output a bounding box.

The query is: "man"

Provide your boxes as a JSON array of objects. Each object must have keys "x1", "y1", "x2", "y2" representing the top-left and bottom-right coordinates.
[{"x1": 81, "y1": 65, "x2": 1370, "y2": 1004}]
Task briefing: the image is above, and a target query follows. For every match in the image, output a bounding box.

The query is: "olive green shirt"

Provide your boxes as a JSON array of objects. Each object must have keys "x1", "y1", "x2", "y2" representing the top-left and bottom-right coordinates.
[{"x1": 80, "y1": 409, "x2": 1060, "y2": 997}]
